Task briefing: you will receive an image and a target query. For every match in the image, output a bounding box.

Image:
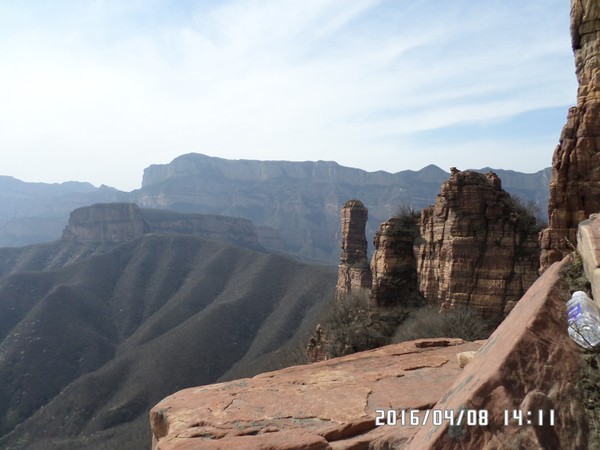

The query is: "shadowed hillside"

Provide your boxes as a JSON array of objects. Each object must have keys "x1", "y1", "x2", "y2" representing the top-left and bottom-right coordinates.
[{"x1": 0, "y1": 234, "x2": 335, "y2": 449}]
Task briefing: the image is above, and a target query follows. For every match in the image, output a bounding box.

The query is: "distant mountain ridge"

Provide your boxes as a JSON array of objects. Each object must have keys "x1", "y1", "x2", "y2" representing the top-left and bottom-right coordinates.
[
  {"x1": 0, "y1": 154, "x2": 551, "y2": 262},
  {"x1": 0, "y1": 176, "x2": 128, "y2": 247},
  {"x1": 134, "y1": 153, "x2": 551, "y2": 262}
]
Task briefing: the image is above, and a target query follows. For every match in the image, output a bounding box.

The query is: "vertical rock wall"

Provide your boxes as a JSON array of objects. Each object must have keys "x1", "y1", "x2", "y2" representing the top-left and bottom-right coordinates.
[
  {"x1": 335, "y1": 200, "x2": 372, "y2": 300},
  {"x1": 417, "y1": 170, "x2": 540, "y2": 315},
  {"x1": 540, "y1": 0, "x2": 600, "y2": 271},
  {"x1": 369, "y1": 214, "x2": 421, "y2": 307}
]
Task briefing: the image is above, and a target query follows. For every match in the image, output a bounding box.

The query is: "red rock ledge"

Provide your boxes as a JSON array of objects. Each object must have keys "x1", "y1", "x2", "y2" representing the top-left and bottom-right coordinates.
[
  {"x1": 150, "y1": 337, "x2": 482, "y2": 449},
  {"x1": 150, "y1": 258, "x2": 586, "y2": 449}
]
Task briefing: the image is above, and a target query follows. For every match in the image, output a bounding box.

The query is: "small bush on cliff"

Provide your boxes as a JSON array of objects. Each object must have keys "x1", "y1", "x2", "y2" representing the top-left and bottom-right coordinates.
[
  {"x1": 561, "y1": 250, "x2": 592, "y2": 296},
  {"x1": 506, "y1": 195, "x2": 547, "y2": 231},
  {"x1": 323, "y1": 291, "x2": 409, "y2": 358},
  {"x1": 392, "y1": 205, "x2": 421, "y2": 240},
  {"x1": 391, "y1": 305, "x2": 496, "y2": 343}
]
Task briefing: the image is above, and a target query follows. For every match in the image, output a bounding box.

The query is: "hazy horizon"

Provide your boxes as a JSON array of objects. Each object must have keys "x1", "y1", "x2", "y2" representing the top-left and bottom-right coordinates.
[{"x1": 1, "y1": 1, "x2": 575, "y2": 191}]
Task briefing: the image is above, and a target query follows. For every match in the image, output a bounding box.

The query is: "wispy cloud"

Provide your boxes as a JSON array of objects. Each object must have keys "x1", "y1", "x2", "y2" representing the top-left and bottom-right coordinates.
[{"x1": 0, "y1": 0, "x2": 576, "y2": 189}]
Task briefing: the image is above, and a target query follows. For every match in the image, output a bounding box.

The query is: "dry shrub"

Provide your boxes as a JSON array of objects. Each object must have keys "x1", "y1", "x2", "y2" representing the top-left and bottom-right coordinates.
[
  {"x1": 323, "y1": 290, "x2": 408, "y2": 358},
  {"x1": 392, "y1": 305, "x2": 496, "y2": 343}
]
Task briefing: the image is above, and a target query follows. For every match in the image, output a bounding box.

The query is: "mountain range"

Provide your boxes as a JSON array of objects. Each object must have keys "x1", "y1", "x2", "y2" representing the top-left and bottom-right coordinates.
[
  {"x1": 1, "y1": 154, "x2": 551, "y2": 262},
  {"x1": 0, "y1": 228, "x2": 335, "y2": 449},
  {"x1": 0, "y1": 153, "x2": 553, "y2": 448}
]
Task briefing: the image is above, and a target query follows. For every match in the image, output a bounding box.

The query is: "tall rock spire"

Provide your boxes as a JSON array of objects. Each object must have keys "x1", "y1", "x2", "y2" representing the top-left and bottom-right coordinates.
[
  {"x1": 335, "y1": 200, "x2": 372, "y2": 300},
  {"x1": 540, "y1": 0, "x2": 600, "y2": 271}
]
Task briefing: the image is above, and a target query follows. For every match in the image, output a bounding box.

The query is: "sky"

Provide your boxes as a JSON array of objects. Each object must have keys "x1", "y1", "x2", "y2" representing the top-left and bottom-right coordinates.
[{"x1": 0, "y1": 0, "x2": 576, "y2": 191}]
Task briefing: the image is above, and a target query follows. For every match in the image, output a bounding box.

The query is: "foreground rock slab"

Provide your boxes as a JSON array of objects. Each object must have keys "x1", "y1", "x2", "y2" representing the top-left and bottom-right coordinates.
[
  {"x1": 578, "y1": 213, "x2": 600, "y2": 301},
  {"x1": 406, "y1": 257, "x2": 588, "y2": 449},
  {"x1": 150, "y1": 338, "x2": 482, "y2": 449}
]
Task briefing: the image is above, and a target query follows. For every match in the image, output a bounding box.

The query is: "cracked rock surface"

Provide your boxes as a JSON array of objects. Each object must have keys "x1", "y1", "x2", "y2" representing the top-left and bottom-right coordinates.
[{"x1": 150, "y1": 338, "x2": 481, "y2": 449}]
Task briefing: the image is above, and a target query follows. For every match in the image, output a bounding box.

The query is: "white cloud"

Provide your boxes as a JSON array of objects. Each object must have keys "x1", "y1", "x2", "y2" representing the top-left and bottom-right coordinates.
[{"x1": 0, "y1": 0, "x2": 576, "y2": 190}]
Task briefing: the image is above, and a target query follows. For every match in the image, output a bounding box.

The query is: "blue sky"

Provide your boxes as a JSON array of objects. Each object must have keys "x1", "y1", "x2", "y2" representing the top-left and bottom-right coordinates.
[{"x1": 0, "y1": 0, "x2": 576, "y2": 191}]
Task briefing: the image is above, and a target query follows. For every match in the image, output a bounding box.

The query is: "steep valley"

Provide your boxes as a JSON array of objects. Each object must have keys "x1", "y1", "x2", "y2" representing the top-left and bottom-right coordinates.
[{"x1": 0, "y1": 233, "x2": 335, "y2": 449}]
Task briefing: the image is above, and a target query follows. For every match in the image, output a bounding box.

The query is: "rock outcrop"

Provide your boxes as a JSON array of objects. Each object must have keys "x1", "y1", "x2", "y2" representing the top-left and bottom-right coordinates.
[
  {"x1": 141, "y1": 208, "x2": 260, "y2": 249},
  {"x1": 369, "y1": 213, "x2": 421, "y2": 307},
  {"x1": 136, "y1": 153, "x2": 550, "y2": 263},
  {"x1": 150, "y1": 255, "x2": 588, "y2": 449},
  {"x1": 62, "y1": 203, "x2": 261, "y2": 249},
  {"x1": 406, "y1": 257, "x2": 586, "y2": 449},
  {"x1": 540, "y1": 0, "x2": 600, "y2": 271},
  {"x1": 150, "y1": 338, "x2": 483, "y2": 450},
  {"x1": 578, "y1": 213, "x2": 600, "y2": 301},
  {"x1": 417, "y1": 169, "x2": 540, "y2": 315},
  {"x1": 335, "y1": 200, "x2": 372, "y2": 301},
  {"x1": 62, "y1": 202, "x2": 148, "y2": 242}
]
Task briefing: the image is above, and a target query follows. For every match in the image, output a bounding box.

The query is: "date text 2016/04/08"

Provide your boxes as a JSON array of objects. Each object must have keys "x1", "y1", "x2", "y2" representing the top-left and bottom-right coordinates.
[{"x1": 375, "y1": 409, "x2": 556, "y2": 427}]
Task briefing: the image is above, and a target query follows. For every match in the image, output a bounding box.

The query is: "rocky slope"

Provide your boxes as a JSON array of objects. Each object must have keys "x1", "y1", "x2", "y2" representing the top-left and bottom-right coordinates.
[
  {"x1": 0, "y1": 234, "x2": 335, "y2": 449},
  {"x1": 150, "y1": 256, "x2": 587, "y2": 449},
  {"x1": 540, "y1": 0, "x2": 600, "y2": 271},
  {"x1": 417, "y1": 169, "x2": 540, "y2": 315},
  {"x1": 62, "y1": 203, "x2": 149, "y2": 242}
]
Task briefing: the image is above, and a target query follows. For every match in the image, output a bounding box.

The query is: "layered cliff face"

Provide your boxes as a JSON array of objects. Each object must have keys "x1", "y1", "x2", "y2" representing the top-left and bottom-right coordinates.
[
  {"x1": 62, "y1": 203, "x2": 148, "y2": 242},
  {"x1": 369, "y1": 212, "x2": 421, "y2": 307},
  {"x1": 335, "y1": 200, "x2": 372, "y2": 300},
  {"x1": 540, "y1": 0, "x2": 600, "y2": 271},
  {"x1": 418, "y1": 169, "x2": 540, "y2": 315},
  {"x1": 61, "y1": 203, "x2": 261, "y2": 249}
]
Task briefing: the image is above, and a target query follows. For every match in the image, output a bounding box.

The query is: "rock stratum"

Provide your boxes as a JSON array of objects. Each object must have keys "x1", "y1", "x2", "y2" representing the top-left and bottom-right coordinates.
[
  {"x1": 369, "y1": 213, "x2": 421, "y2": 307},
  {"x1": 335, "y1": 200, "x2": 371, "y2": 301},
  {"x1": 540, "y1": 0, "x2": 600, "y2": 271},
  {"x1": 150, "y1": 256, "x2": 587, "y2": 449},
  {"x1": 151, "y1": 338, "x2": 483, "y2": 450},
  {"x1": 417, "y1": 170, "x2": 540, "y2": 315},
  {"x1": 337, "y1": 170, "x2": 540, "y2": 314},
  {"x1": 134, "y1": 154, "x2": 551, "y2": 262}
]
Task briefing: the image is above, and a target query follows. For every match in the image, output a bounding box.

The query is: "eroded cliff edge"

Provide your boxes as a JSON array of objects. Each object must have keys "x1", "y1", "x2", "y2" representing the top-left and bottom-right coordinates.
[
  {"x1": 417, "y1": 170, "x2": 540, "y2": 315},
  {"x1": 540, "y1": 0, "x2": 600, "y2": 271}
]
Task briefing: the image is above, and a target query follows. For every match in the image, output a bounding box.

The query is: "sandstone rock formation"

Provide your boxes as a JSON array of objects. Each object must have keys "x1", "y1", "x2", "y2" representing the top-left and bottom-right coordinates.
[
  {"x1": 578, "y1": 213, "x2": 600, "y2": 301},
  {"x1": 417, "y1": 169, "x2": 540, "y2": 315},
  {"x1": 540, "y1": 0, "x2": 600, "y2": 271},
  {"x1": 369, "y1": 212, "x2": 421, "y2": 307},
  {"x1": 406, "y1": 257, "x2": 587, "y2": 449},
  {"x1": 136, "y1": 153, "x2": 550, "y2": 263},
  {"x1": 62, "y1": 203, "x2": 261, "y2": 248},
  {"x1": 150, "y1": 338, "x2": 483, "y2": 450},
  {"x1": 150, "y1": 255, "x2": 588, "y2": 449},
  {"x1": 335, "y1": 200, "x2": 372, "y2": 301},
  {"x1": 62, "y1": 202, "x2": 148, "y2": 242}
]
